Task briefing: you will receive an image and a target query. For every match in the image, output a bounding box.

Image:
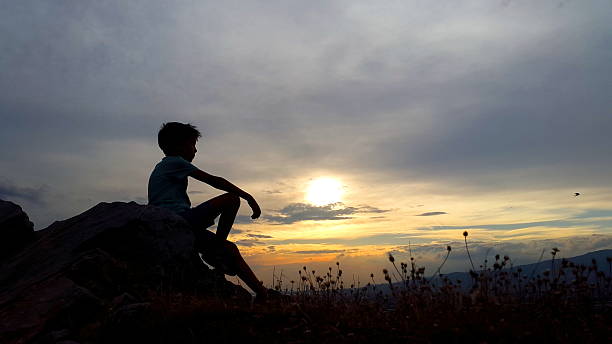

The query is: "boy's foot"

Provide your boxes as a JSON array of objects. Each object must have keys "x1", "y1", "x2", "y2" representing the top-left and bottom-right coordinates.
[{"x1": 254, "y1": 288, "x2": 290, "y2": 304}]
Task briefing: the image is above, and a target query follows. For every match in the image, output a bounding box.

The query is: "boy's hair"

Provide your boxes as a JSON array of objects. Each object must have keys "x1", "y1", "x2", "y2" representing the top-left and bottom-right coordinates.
[{"x1": 158, "y1": 122, "x2": 202, "y2": 155}]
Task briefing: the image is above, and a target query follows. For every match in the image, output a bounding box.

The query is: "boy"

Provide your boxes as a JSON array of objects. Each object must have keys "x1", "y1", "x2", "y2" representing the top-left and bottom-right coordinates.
[{"x1": 147, "y1": 122, "x2": 270, "y2": 299}]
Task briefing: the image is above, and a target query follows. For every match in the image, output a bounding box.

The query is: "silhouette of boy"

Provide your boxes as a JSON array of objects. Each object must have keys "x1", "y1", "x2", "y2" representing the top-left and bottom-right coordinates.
[{"x1": 148, "y1": 122, "x2": 271, "y2": 299}]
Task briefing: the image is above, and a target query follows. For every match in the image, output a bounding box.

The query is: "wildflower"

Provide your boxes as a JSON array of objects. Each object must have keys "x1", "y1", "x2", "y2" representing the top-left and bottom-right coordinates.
[
  {"x1": 447, "y1": 245, "x2": 451, "y2": 252},
  {"x1": 383, "y1": 268, "x2": 388, "y2": 274},
  {"x1": 463, "y1": 230, "x2": 468, "y2": 237},
  {"x1": 388, "y1": 254, "x2": 395, "y2": 263}
]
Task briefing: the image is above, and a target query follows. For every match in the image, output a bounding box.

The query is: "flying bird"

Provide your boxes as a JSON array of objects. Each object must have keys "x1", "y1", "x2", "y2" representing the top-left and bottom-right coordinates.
[{"x1": 574, "y1": 193, "x2": 580, "y2": 197}]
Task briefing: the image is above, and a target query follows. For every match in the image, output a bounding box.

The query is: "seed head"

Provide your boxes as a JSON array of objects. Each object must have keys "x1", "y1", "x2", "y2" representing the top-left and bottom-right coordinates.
[
  {"x1": 447, "y1": 245, "x2": 452, "y2": 252},
  {"x1": 463, "y1": 231, "x2": 468, "y2": 237},
  {"x1": 388, "y1": 254, "x2": 395, "y2": 263}
]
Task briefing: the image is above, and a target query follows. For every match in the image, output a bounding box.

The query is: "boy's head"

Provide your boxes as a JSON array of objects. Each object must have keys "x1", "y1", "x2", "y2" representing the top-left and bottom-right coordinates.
[{"x1": 158, "y1": 122, "x2": 201, "y2": 161}]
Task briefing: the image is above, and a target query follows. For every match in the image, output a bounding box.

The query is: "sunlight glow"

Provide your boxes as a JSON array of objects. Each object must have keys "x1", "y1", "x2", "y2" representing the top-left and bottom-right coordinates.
[{"x1": 306, "y1": 177, "x2": 344, "y2": 206}]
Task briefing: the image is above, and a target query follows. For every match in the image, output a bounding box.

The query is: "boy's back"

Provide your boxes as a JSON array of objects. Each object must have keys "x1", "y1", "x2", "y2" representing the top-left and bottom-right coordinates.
[{"x1": 148, "y1": 155, "x2": 197, "y2": 213}]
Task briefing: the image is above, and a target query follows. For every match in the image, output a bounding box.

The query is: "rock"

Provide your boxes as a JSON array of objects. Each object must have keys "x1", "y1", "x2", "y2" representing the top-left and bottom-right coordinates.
[
  {"x1": 0, "y1": 200, "x2": 35, "y2": 260},
  {"x1": 102, "y1": 302, "x2": 153, "y2": 343},
  {"x1": 110, "y1": 292, "x2": 139, "y2": 310},
  {"x1": 0, "y1": 202, "x2": 250, "y2": 344}
]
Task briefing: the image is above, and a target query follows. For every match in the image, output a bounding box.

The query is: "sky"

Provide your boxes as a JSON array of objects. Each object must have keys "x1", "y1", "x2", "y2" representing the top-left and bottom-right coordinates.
[{"x1": 1, "y1": 0, "x2": 611, "y2": 286}]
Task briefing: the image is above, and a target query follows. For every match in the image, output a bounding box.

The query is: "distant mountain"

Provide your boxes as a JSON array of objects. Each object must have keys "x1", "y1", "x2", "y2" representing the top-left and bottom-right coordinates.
[
  {"x1": 438, "y1": 249, "x2": 612, "y2": 289},
  {"x1": 377, "y1": 249, "x2": 612, "y2": 293}
]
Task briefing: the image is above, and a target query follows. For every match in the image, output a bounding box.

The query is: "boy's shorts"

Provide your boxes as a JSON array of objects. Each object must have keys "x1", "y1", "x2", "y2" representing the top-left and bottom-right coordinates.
[{"x1": 178, "y1": 200, "x2": 219, "y2": 231}]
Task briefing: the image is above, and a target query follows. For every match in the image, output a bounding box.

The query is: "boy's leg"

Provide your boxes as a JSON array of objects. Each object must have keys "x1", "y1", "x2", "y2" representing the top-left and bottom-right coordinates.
[
  {"x1": 221, "y1": 241, "x2": 267, "y2": 296},
  {"x1": 181, "y1": 193, "x2": 240, "y2": 241},
  {"x1": 208, "y1": 193, "x2": 240, "y2": 241}
]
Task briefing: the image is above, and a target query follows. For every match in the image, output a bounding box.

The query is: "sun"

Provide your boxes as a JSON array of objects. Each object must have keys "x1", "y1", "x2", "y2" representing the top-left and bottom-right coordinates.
[{"x1": 306, "y1": 177, "x2": 344, "y2": 206}]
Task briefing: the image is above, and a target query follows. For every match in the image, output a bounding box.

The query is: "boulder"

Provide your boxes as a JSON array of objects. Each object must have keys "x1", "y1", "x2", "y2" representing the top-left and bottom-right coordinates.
[
  {"x1": 0, "y1": 202, "x2": 251, "y2": 344},
  {"x1": 0, "y1": 200, "x2": 35, "y2": 260}
]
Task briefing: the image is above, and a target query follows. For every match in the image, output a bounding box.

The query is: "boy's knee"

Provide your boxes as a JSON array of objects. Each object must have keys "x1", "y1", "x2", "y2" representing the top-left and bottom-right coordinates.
[
  {"x1": 222, "y1": 193, "x2": 240, "y2": 209},
  {"x1": 224, "y1": 241, "x2": 240, "y2": 255}
]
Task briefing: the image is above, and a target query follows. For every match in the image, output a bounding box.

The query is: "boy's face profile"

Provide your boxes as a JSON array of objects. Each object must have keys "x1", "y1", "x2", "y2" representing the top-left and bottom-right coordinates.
[{"x1": 175, "y1": 139, "x2": 197, "y2": 162}]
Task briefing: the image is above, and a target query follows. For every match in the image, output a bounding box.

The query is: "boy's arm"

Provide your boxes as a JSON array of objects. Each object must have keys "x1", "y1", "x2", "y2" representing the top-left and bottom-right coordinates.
[{"x1": 189, "y1": 169, "x2": 261, "y2": 219}]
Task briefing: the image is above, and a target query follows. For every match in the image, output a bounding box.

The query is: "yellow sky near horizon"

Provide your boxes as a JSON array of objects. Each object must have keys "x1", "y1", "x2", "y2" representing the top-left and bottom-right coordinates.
[{"x1": 189, "y1": 175, "x2": 612, "y2": 286}]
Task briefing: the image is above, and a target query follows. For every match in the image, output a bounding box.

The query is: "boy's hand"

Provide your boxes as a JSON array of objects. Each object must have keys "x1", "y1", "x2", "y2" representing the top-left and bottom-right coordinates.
[{"x1": 247, "y1": 198, "x2": 261, "y2": 219}]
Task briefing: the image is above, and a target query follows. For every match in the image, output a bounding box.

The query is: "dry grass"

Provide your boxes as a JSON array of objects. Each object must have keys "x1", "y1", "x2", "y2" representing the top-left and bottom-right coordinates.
[{"x1": 85, "y1": 232, "x2": 611, "y2": 343}]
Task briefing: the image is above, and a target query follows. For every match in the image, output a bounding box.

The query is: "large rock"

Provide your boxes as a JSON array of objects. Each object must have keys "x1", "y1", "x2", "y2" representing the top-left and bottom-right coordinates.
[
  {"x1": 0, "y1": 200, "x2": 35, "y2": 260},
  {"x1": 0, "y1": 202, "x2": 250, "y2": 344}
]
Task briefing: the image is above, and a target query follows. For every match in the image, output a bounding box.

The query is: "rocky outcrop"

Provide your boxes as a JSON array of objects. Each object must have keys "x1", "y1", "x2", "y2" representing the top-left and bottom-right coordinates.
[
  {"x1": 0, "y1": 201, "x2": 251, "y2": 344},
  {"x1": 0, "y1": 200, "x2": 35, "y2": 260}
]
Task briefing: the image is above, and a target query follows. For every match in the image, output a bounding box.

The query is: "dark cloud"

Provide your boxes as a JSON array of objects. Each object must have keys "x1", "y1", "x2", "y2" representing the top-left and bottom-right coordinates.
[
  {"x1": 265, "y1": 202, "x2": 390, "y2": 224},
  {"x1": 246, "y1": 233, "x2": 273, "y2": 239},
  {"x1": 235, "y1": 239, "x2": 264, "y2": 247},
  {"x1": 0, "y1": 179, "x2": 47, "y2": 204},
  {"x1": 574, "y1": 209, "x2": 612, "y2": 219},
  {"x1": 0, "y1": 0, "x2": 610, "y2": 233},
  {"x1": 235, "y1": 215, "x2": 258, "y2": 224},
  {"x1": 416, "y1": 212, "x2": 447, "y2": 217}
]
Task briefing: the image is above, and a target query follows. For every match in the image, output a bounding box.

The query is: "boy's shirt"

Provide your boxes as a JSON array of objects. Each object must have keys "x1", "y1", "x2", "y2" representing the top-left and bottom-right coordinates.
[{"x1": 147, "y1": 156, "x2": 198, "y2": 213}]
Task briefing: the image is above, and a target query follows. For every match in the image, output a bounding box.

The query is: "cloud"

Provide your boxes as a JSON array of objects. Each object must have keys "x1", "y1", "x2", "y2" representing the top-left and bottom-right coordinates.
[
  {"x1": 269, "y1": 232, "x2": 431, "y2": 246},
  {"x1": 0, "y1": 179, "x2": 47, "y2": 204},
  {"x1": 293, "y1": 249, "x2": 346, "y2": 255},
  {"x1": 417, "y1": 211, "x2": 612, "y2": 231},
  {"x1": 0, "y1": 0, "x2": 611, "y2": 235},
  {"x1": 235, "y1": 239, "x2": 264, "y2": 247},
  {"x1": 416, "y1": 211, "x2": 448, "y2": 216},
  {"x1": 265, "y1": 202, "x2": 390, "y2": 224},
  {"x1": 263, "y1": 190, "x2": 283, "y2": 194},
  {"x1": 246, "y1": 233, "x2": 273, "y2": 239}
]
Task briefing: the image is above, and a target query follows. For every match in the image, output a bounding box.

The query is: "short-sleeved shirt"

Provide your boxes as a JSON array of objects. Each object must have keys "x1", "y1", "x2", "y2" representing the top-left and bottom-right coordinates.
[{"x1": 147, "y1": 156, "x2": 198, "y2": 213}]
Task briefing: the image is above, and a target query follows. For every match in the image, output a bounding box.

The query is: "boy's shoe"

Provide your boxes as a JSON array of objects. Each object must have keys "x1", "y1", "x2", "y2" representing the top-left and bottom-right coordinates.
[
  {"x1": 201, "y1": 249, "x2": 238, "y2": 276},
  {"x1": 254, "y1": 288, "x2": 290, "y2": 304}
]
